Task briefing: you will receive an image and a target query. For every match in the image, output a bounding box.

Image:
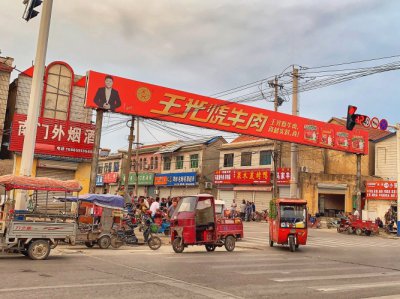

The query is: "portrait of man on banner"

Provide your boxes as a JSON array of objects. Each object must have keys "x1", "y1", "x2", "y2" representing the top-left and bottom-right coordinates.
[{"x1": 93, "y1": 75, "x2": 121, "y2": 111}]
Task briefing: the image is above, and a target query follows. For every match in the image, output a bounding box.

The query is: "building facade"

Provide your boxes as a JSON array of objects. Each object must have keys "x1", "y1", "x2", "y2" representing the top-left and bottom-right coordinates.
[
  {"x1": 216, "y1": 135, "x2": 274, "y2": 211},
  {"x1": 2, "y1": 61, "x2": 94, "y2": 208},
  {"x1": 156, "y1": 137, "x2": 226, "y2": 198}
]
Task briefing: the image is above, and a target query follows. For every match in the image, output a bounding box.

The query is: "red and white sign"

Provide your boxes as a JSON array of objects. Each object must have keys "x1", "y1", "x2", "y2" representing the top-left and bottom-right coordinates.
[
  {"x1": 85, "y1": 71, "x2": 369, "y2": 155},
  {"x1": 9, "y1": 114, "x2": 95, "y2": 159},
  {"x1": 366, "y1": 181, "x2": 397, "y2": 200},
  {"x1": 103, "y1": 172, "x2": 119, "y2": 184},
  {"x1": 277, "y1": 167, "x2": 291, "y2": 185},
  {"x1": 214, "y1": 169, "x2": 271, "y2": 185}
]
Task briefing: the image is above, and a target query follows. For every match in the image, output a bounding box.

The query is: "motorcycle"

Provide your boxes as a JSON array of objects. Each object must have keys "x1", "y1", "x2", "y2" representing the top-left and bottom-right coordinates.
[{"x1": 111, "y1": 213, "x2": 162, "y2": 250}]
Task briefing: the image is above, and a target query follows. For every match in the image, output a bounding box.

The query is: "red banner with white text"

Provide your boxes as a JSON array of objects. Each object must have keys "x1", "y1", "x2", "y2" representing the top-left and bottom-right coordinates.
[
  {"x1": 366, "y1": 181, "x2": 397, "y2": 200},
  {"x1": 214, "y1": 169, "x2": 271, "y2": 185},
  {"x1": 9, "y1": 114, "x2": 95, "y2": 159},
  {"x1": 85, "y1": 71, "x2": 369, "y2": 154}
]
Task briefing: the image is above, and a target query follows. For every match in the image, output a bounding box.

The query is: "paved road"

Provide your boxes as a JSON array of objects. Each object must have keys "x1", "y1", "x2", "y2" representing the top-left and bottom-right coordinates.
[{"x1": 0, "y1": 222, "x2": 399, "y2": 299}]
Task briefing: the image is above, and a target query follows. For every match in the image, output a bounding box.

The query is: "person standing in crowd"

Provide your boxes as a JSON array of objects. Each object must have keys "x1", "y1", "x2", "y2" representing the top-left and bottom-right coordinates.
[
  {"x1": 150, "y1": 197, "x2": 160, "y2": 217},
  {"x1": 230, "y1": 199, "x2": 237, "y2": 219},
  {"x1": 251, "y1": 202, "x2": 256, "y2": 221},
  {"x1": 168, "y1": 200, "x2": 178, "y2": 218},
  {"x1": 245, "y1": 201, "x2": 252, "y2": 222},
  {"x1": 240, "y1": 200, "x2": 246, "y2": 220},
  {"x1": 160, "y1": 198, "x2": 166, "y2": 209}
]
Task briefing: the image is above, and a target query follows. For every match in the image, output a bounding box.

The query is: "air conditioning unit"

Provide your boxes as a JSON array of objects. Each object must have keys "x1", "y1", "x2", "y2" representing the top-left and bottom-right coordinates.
[
  {"x1": 300, "y1": 166, "x2": 308, "y2": 173},
  {"x1": 205, "y1": 182, "x2": 213, "y2": 189},
  {"x1": 154, "y1": 189, "x2": 159, "y2": 195}
]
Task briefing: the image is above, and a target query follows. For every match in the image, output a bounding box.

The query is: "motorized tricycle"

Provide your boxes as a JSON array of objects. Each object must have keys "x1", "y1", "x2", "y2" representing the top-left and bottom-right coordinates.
[
  {"x1": 170, "y1": 194, "x2": 243, "y2": 253},
  {"x1": 269, "y1": 198, "x2": 308, "y2": 252},
  {"x1": 0, "y1": 175, "x2": 81, "y2": 260}
]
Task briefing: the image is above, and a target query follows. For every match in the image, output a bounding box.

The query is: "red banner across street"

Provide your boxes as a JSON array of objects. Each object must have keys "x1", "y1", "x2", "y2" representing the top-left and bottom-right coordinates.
[
  {"x1": 85, "y1": 71, "x2": 369, "y2": 155},
  {"x1": 214, "y1": 169, "x2": 271, "y2": 185},
  {"x1": 365, "y1": 181, "x2": 397, "y2": 200},
  {"x1": 9, "y1": 113, "x2": 95, "y2": 159}
]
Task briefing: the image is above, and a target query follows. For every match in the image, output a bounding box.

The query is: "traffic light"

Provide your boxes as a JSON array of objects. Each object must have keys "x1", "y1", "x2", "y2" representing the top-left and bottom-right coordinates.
[
  {"x1": 22, "y1": 0, "x2": 42, "y2": 22},
  {"x1": 346, "y1": 105, "x2": 358, "y2": 130}
]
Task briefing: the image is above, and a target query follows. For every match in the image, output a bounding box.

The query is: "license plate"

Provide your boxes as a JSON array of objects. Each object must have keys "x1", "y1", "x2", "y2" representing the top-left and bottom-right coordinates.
[{"x1": 290, "y1": 229, "x2": 296, "y2": 233}]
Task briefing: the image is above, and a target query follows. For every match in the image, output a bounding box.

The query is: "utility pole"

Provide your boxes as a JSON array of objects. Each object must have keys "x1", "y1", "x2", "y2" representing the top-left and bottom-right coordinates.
[
  {"x1": 17, "y1": 0, "x2": 53, "y2": 210},
  {"x1": 290, "y1": 67, "x2": 299, "y2": 198},
  {"x1": 123, "y1": 116, "x2": 135, "y2": 204},
  {"x1": 356, "y1": 154, "x2": 362, "y2": 216},
  {"x1": 269, "y1": 77, "x2": 282, "y2": 199},
  {"x1": 135, "y1": 117, "x2": 140, "y2": 198},
  {"x1": 89, "y1": 110, "x2": 103, "y2": 193}
]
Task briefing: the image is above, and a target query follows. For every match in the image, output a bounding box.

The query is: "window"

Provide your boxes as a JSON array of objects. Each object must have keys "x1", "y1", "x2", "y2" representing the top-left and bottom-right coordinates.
[
  {"x1": 190, "y1": 154, "x2": 199, "y2": 168},
  {"x1": 113, "y1": 162, "x2": 120, "y2": 172},
  {"x1": 241, "y1": 152, "x2": 252, "y2": 166},
  {"x1": 150, "y1": 157, "x2": 154, "y2": 170},
  {"x1": 139, "y1": 158, "x2": 143, "y2": 170},
  {"x1": 223, "y1": 153, "x2": 234, "y2": 167},
  {"x1": 176, "y1": 156, "x2": 184, "y2": 169},
  {"x1": 43, "y1": 63, "x2": 72, "y2": 120},
  {"x1": 131, "y1": 159, "x2": 136, "y2": 171},
  {"x1": 154, "y1": 157, "x2": 159, "y2": 169},
  {"x1": 163, "y1": 157, "x2": 171, "y2": 171},
  {"x1": 97, "y1": 165, "x2": 103, "y2": 174},
  {"x1": 109, "y1": 162, "x2": 113, "y2": 172},
  {"x1": 260, "y1": 150, "x2": 272, "y2": 165},
  {"x1": 143, "y1": 158, "x2": 148, "y2": 169}
]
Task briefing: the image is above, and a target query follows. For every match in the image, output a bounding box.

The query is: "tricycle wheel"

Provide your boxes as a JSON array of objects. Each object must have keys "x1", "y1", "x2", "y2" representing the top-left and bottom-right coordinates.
[
  {"x1": 148, "y1": 236, "x2": 162, "y2": 250},
  {"x1": 355, "y1": 228, "x2": 362, "y2": 236},
  {"x1": 205, "y1": 244, "x2": 216, "y2": 252},
  {"x1": 337, "y1": 227, "x2": 341, "y2": 233},
  {"x1": 269, "y1": 238, "x2": 273, "y2": 247},
  {"x1": 348, "y1": 227, "x2": 354, "y2": 234},
  {"x1": 172, "y1": 237, "x2": 184, "y2": 253},
  {"x1": 98, "y1": 236, "x2": 111, "y2": 249},
  {"x1": 28, "y1": 240, "x2": 51, "y2": 260},
  {"x1": 288, "y1": 235, "x2": 296, "y2": 252},
  {"x1": 365, "y1": 230, "x2": 372, "y2": 236},
  {"x1": 225, "y1": 236, "x2": 236, "y2": 252},
  {"x1": 85, "y1": 241, "x2": 95, "y2": 248},
  {"x1": 110, "y1": 236, "x2": 123, "y2": 249}
]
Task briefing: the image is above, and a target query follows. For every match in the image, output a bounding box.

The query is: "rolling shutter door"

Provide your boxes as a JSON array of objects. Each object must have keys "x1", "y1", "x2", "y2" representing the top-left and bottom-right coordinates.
[
  {"x1": 235, "y1": 191, "x2": 254, "y2": 203},
  {"x1": 218, "y1": 190, "x2": 235, "y2": 208},
  {"x1": 35, "y1": 167, "x2": 76, "y2": 213},
  {"x1": 254, "y1": 191, "x2": 272, "y2": 212},
  {"x1": 279, "y1": 186, "x2": 290, "y2": 198}
]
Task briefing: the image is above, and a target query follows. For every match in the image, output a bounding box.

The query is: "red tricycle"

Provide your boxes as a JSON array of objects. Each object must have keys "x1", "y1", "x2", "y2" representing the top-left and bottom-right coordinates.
[
  {"x1": 347, "y1": 216, "x2": 379, "y2": 236},
  {"x1": 170, "y1": 194, "x2": 243, "y2": 253},
  {"x1": 269, "y1": 199, "x2": 308, "y2": 252}
]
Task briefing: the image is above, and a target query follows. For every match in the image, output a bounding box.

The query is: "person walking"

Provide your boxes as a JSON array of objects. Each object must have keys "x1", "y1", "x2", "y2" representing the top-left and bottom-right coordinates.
[
  {"x1": 240, "y1": 200, "x2": 246, "y2": 220},
  {"x1": 245, "y1": 201, "x2": 252, "y2": 222},
  {"x1": 230, "y1": 199, "x2": 237, "y2": 219}
]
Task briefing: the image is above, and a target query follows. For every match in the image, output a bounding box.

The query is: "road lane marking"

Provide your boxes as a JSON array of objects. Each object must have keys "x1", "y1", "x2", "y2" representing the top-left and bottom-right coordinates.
[
  {"x1": 237, "y1": 266, "x2": 372, "y2": 275},
  {"x1": 363, "y1": 295, "x2": 400, "y2": 299},
  {"x1": 87, "y1": 255, "x2": 243, "y2": 299},
  {"x1": 212, "y1": 261, "x2": 338, "y2": 269},
  {"x1": 274, "y1": 272, "x2": 400, "y2": 282},
  {"x1": 312, "y1": 281, "x2": 400, "y2": 292},
  {"x1": 0, "y1": 281, "x2": 144, "y2": 293}
]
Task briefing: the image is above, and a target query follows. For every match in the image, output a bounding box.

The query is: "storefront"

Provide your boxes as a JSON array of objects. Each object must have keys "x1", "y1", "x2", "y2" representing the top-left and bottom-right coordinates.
[
  {"x1": 154, "y1": 172, "x2": 198, "y2": 198},
  {"x1": 121, "y1": 172, "x2": 155, "y2": 197},
  {"x1": 103, "y1": 172, "x2": 119, "y2": 194},
  {"x1": 214, "y1": 168, "x2": 272, "y2": 211},
  {"x1": 365, "y1": 180, "x2": 397, "y2": 221}
]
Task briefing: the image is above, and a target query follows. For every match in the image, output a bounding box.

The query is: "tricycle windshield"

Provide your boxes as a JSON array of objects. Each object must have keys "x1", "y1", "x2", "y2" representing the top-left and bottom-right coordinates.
[
  {"x1": 280, "y1": 204, "x2": 307, "y2": 228},
  {"x1": 173, "y1": 196, "x2": 197, "y2": 215}
]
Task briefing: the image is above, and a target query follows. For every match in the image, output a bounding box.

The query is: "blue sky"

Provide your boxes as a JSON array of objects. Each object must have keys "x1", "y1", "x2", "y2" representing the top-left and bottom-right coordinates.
[{"x1": 1, "y1": 0, "x2": 399, "y2": 150}]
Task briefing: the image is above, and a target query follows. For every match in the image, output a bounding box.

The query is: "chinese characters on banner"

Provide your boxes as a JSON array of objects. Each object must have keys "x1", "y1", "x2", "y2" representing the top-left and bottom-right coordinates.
[
  {"x1": 154, "y1": 172, "x2": 197, "y2": 186},
  {"x1": 214, "y1": 169, "x2": 271, "y2": 185},
  {"x1": 366, "y1": 181, "x2": 397, "y2": 200},
  {"x1": 103, "y1": 172, "x2": 119, "y2": 184},
  {"x1": 85, "y1": 71, "x2": 369, "y2": 155},
  {"x1": 9, "y1": 114, "x2": 95, "y2": 159},
  {"x1": 276, "y1": 167, "x2": 291, "y2": 185}
]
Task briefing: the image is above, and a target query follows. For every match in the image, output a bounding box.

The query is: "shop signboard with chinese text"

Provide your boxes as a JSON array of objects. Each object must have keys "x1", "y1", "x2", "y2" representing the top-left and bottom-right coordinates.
[
  {"x1": 103, "y1": 172, "x2": 119, "y2": 184},
  {"x1": 121, "y1": 173, "x2": 154, "y2": 186},
  {"x1": 96, "y1": 175, "x2": 104, "y2": 186},
  {"x1": 366, "y1": 181, "x2": 397, "y2": 200},
  {"x1": 85, "y1": 71, "x2": 369, "y2": 155},
  {"x1": 154, "y1": 172, "x2": 197, "y2": 186},
  {"x1": 214, "y1": 168, "x2": 271, "y2": 185},
  {"x1": 276, "y1": 167, "x2": 291, "y2": 185},
  {"x1": 9, "y1": 113, "x2": 95, "y2": 159}
]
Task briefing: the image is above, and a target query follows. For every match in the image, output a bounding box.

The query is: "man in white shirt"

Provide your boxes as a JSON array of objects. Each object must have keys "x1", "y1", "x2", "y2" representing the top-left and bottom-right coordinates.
[{"x1": 150, "y1": 197, "x2": 160, "y2": 217}]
